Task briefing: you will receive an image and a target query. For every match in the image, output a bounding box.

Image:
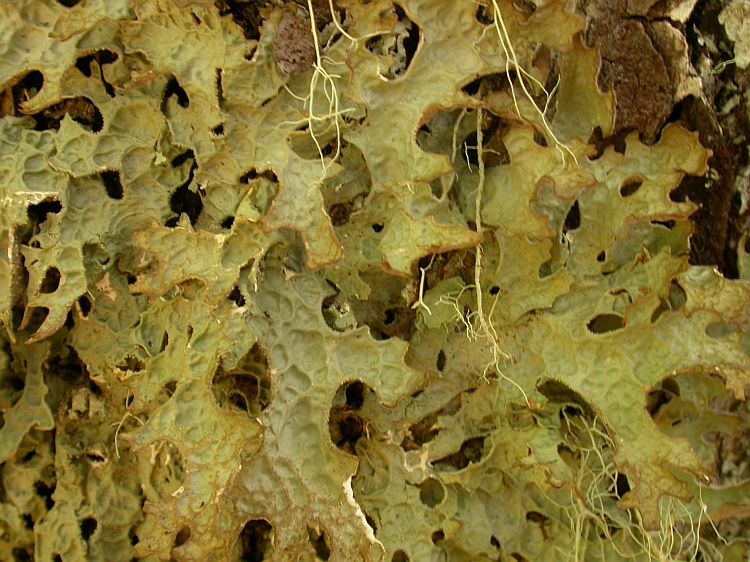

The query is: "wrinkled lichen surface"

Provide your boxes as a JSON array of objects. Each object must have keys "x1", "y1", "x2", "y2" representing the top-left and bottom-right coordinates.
[{"x1": 2, "y1": 1, "x2": 750, "y2": 561}]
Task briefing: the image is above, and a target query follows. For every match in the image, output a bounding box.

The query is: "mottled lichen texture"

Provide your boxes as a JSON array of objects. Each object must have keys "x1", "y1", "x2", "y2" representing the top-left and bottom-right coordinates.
[{"x1": 2, "y1": 1, "x2": 750, "y2": 561}]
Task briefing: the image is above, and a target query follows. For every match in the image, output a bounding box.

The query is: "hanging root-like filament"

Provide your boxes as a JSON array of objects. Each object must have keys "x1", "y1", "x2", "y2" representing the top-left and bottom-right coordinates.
[{"x1": 485, "y1": 0, "x2": 577, "y2": 164}]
